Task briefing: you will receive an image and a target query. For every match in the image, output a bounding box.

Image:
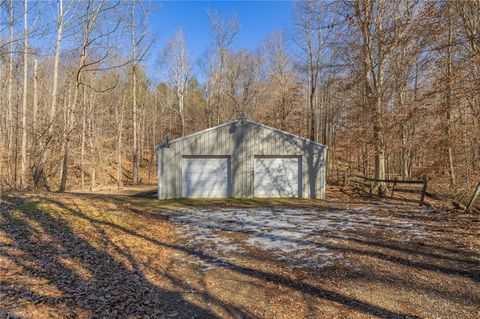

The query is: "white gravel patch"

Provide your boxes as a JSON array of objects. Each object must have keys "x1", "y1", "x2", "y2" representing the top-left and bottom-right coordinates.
[{"x1": 166, "y1": 207, "x2": 428, "y2": 269}]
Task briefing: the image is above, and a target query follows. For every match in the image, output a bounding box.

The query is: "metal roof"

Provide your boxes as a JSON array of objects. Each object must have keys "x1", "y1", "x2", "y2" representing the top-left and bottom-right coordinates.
[{"x1": 157, "y1": 118, "x2": 327, "y2": 149}]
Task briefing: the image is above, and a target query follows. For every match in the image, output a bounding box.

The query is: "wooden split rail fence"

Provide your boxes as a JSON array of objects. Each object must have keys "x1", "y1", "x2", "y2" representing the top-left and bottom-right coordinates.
[
  {"x1": 347, "y1": 175, "x2": 429, "y2": 206},
  {"x1": 465, "y1": 180, "x2": 480, "y2": 214}
]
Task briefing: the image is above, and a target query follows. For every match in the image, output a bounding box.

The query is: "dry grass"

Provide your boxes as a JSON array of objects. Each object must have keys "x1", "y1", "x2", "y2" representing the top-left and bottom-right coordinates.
[{"x1": 0, "y1": 187, "x2": 479, "y2": 318}]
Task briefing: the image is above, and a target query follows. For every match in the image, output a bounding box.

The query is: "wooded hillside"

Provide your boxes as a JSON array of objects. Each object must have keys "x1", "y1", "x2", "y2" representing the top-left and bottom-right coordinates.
[{"x1": 0, "y1": 0, "x2": 478, "y2": 203}]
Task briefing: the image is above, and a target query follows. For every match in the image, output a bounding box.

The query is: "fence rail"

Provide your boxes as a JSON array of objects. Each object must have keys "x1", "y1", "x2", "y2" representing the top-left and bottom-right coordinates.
[
  {"x1": 465, "y1": 181, "x2": 480, "y2": 213},
  {"x1": 347, "y1": 175, "x2": 428, "y2": 206}
]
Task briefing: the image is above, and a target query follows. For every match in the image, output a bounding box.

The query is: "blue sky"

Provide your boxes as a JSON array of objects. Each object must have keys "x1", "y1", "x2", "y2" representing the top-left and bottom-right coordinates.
[{"x1": 147, "y1": 0, "x2": 294, "y2": 83}]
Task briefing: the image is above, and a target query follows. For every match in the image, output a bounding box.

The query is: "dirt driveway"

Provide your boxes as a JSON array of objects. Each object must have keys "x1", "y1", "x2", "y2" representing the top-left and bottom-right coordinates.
[
  {"x1": 165, "y1": 206, "x2": 428, "y2": 270},
  {"x1": 1, "y1": 189, "x2": 479, "y2": 318}
]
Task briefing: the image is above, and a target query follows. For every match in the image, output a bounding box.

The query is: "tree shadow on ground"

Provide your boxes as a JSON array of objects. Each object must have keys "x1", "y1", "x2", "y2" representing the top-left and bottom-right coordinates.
[
  {"x1": 4, "y1": 193, "x2": 477, "y2": 318},
  {"x1": 0, "y1": 195, "x2": 222, "y2": 318},
  {"x1": 119, "y1": 199, "x2": 480, "y2": 282},
  {"x1": 27, "y1": 195, "x2": 425, "y2": 318}
]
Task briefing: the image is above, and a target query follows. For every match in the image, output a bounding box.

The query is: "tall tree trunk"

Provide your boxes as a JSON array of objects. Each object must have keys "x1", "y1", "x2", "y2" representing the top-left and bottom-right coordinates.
[
  {"x1": 34, "y1": 0, "x2": 63, "y2": 189},
  {"x1": 149, "y1": 91, "x2": 158, "y2": 183},
  {"x1": 116, "y1": 95, "x2": 125, "y2": 188},
  {"x1": 309, "y1": 84, "x2": 315, "y2": 141},
  {"x1": 59, "y1": 0, "x2": 99, "y2": 192},
  {"x1": 131, "y1": 3, "x2": 139, "y2": 185},
  {"x1": 50, "y1": 0, "x2": 64, "y2": 131},
  {"x1": 400, "y1": 82, "x2": 410, "y2": 179},
  {"x1": 0, "y1": 6, "x2": 3, "y2": 199},
  {"x1": 355, "y1": 0, "x2": 386, "y2": 194},
  {"x1": 89, "y1": 91, "x2": 96, "y2": 191},
  {"x1": 445, "y1": 7, "x2": 456, "y2": 186},
  {"x1": 20, "y1": 0, "x2": 28, "y2": 188},
  {"x1": 59, "y1": 82, "x2": 74, "y2": 192},
  {"x1": 132, "y1": 64, "x2": 139, "y2": 184},
  {"x1": 32, "y1": 59, "x2": 38, "y2": 140},
  {"x1": 374, "y1": 2, "x2": 386, "y2": 193},
  {"x1": 7, "y1": 0, "x2": 14, "y2": 185},
  {"x1": 373, "y1": 71, "x2": 386, "y2": 190},
  {"x1": 179, "y1": 91, "x2": 185, "y2": 136},
  {"x1": 31, "y1": 58, "x2": 38, "y2": 179},
  {"x1": 80, "y1": 93, "x2": 87, "y2": 190},
  {"x1": 140, "y1": 101, "x2": 146, "y2": 159}
]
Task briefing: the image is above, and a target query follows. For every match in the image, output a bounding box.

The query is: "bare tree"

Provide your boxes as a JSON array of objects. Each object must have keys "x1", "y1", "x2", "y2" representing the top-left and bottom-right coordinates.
[
  {"x1": 263, "y1": 31, "x2": 300, "y2": 130},
  {"x1": 115, "y1": 92, "x2": 126, "y2": 188},
  {"x1": 444, "y1": 2, "x2": 455, "y2": 186},
  {"x1": 7, "y1": 0, "x2": 14, "y2": 185},
  {"x1": 162, "y1": 30, "x2": 190, "y2": 136},
  {"x1": 50, "y1": 0, "x2": 66, "y2": 131},
  {"x1": 59, "y1": 0, "x2": 120, "y2": 192},
  {"x1": 129, "y1": 0, "x2": 153, "y2": 184},
  {"x1": 206, "y1": 10, "x2": 239, "y2": 124},
  {"x1": 20, "y1": 0, "x2": 28, "y2": 188},
  {"x1": 224, "y1": 49, "x2": 266, "y2": 117},
  {"x1": 352, "y1": 0, "x2": 387, "y2": 193},
  {"x1": 130, "y1": 1, "x2": 139, "y2": 185},
  {"x1": 0, "y1": 0, "x2": 477, "y2": 206},
  {"x1": 31, "y1": 58, "x2": 38, "y2": 165},
  {"x1": 32, "y1": 0, "x2": 72, "y2": 189},
  {"x1": 293, "y1": 0, "x2": 328, "y2": 141}
]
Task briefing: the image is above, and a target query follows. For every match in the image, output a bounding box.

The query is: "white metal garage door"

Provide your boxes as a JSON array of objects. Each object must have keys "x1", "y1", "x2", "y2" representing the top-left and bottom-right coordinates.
[
  {"x1": 254, "y1": 157, "x2": 301, "y2": 197},
  {"x1": 182, "y1": 157, "x2": 231, "y2": 198}
]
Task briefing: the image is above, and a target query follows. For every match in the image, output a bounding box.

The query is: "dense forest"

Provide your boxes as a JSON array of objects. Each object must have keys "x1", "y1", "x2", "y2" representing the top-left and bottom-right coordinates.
[{"x1": 0, "y1": 0, "x2": 478, "y2": 202}]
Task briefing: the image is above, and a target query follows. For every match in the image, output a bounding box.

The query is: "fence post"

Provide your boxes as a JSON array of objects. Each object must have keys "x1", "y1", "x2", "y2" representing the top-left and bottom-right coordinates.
[
  {"x1": 419, "y1": 177, "x2": 428, "y2": 206},
  {"x1": 465, "y1": 180, "x2": 480, "y2": 213},
  {"x1": 391, "y1": 177, "x2": 397, "y2": 198}
]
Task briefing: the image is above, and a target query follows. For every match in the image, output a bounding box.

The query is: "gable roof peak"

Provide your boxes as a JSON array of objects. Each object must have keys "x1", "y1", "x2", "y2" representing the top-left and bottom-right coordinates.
[{"x1": 157, "y1": 117, "x2": 327, "y2": 149}]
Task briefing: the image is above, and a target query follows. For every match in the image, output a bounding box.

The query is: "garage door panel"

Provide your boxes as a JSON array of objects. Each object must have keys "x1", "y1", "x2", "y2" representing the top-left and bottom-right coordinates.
[
  {"x1": 254, "y1": 157, "x2": 301, "y2": 197},
  {"x1": 182, "y1": 157, "x2": 231, "y2": 198}
]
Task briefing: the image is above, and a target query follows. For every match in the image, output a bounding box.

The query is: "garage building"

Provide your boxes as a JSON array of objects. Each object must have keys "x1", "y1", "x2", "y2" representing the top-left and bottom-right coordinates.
[{"x1": 157, "y1": 117, "x2": 327, "y2": 199}]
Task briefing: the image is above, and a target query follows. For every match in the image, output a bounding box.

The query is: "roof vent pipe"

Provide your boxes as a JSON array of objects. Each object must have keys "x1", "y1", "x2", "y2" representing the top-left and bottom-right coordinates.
[{"x1": 163, "y1": 133, "x2": 172, "y2": 147}]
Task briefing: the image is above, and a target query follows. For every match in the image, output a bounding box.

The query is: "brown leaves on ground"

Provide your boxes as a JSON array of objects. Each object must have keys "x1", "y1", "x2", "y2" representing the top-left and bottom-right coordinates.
[{"x1": 0, "y1": 188, "x2": 479, "y2": 318}]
